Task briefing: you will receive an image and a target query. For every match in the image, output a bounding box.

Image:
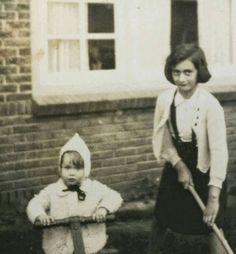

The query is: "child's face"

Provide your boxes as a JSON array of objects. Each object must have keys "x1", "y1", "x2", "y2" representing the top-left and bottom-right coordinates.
[{"x1": 60, "y1": 152, "x2": 85, "y2": 186}]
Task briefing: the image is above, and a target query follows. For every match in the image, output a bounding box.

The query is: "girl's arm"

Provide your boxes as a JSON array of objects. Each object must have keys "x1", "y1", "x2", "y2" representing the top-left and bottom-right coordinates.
[
  {"x1": 161, "y1": 125, "x2": 194, "y2": 189},
  {"x1": 152, "y1": 94, "x2": 181, "y2": 166},
  {"x1": 207, "y1": 99, "x2": 228, "y2": 188},
  {"x1": 204, "y1": 98, "x2": 228, "y2": 224}
]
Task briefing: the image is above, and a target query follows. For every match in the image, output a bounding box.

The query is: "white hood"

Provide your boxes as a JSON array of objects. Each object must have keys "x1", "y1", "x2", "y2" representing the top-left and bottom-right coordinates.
[{"x1": 59, "y1": 133, "x2": 91, "y2": 177}]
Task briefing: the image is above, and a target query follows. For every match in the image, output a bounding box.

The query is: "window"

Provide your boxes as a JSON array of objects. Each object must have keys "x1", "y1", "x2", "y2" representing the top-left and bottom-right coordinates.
[
  {"x1": 47, "y1": 1, "x2": 115, "y2": 72},
  {"x1": 171, "y1": 0, "x2": 198, "y2": 50},
  {"x1": 170, "y1": 0, "x2": 236, "y2": 85},
  {"x1": 31, "y1": 0, "x2": 236, "y2": 102},
  {"x1": 31, "y1": 0, "x2": 171, "y2": 101}
]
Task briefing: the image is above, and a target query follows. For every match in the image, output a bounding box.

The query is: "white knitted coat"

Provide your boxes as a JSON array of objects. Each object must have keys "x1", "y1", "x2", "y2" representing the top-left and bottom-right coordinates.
[{"x1": 27, "y1": 134, "x2": 123, "y2": 254}]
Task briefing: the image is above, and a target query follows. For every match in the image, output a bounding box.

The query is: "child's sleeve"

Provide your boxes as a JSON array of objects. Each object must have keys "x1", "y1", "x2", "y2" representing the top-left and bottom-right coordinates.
[
  {"x1": 26, "y1": 187, "x2": 51, "y2": 224},
  {"x1": 96, "y1": 182, "x2": 123, "y2": 213}
]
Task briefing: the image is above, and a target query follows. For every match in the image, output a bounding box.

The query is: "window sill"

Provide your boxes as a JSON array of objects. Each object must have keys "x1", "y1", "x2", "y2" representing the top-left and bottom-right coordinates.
[
  {"x1": 32, "y1": 83, "x2": 236, "y2": 117},
  {"x1": 32, "y1": 95, "x2": 157, "y2": 117}
]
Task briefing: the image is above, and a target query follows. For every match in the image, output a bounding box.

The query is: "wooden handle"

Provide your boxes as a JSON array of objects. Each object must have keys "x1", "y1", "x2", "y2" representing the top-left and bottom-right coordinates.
[
  {"x1": 188, "y1": 185, "x2": 234, "y2": 254},
  {"x1": 34, "y1": 214, "x2": 115, "y2": 228}
]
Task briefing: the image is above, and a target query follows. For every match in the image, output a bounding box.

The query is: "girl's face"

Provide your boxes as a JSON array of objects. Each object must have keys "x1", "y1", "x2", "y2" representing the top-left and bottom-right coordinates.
[
  {"x1": 172, "y1": 59, "x2": 198, "y2": 98},
  {"x1": 60, "y1": 152, "x2": 85, "y2": 186}
]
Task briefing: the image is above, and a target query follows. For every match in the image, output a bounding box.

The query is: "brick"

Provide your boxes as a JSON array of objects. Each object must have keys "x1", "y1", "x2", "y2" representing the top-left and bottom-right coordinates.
[
  {"x1": 40, "y1": 175, "x2": 58, "y2": 185},
  {"x1": 1, "y1": 0, "x2": 15, "y2": 3},
  {"x1": 0, "y1": 11, "x2": 15, "y2": 19},
  {"x1": 0, "y1": 171, "x2": 26, "y2": 182},
  {"x1": 19, "y1": 84, "x2": 31, "y2": 92},
  {"x1": 13, "y1": 139, "x2": 64, "y2": 152},
  {"x1": 19, "y1": 65, "x2": 31, "y2": 73},
  {"x1": 18, "y1": 12, "x2": 29, "y2": 19},
  {"x1": 26, "y1": 167, "x2": 57, "y2": 178},
  {"x1": 0, "y1": 95, "x2": 5, "y2": 102},
  {"x1": 98, "y1": 168, "x2": 159, "y2": 185},
  {"x1": 0, "y1": 30, "x2": 12, "y2": 38},
  {"x1": 8, "y1": 102, "x2": 18, "y2": 115},
  {"x1": 92, "y1": 150, "x2": 114, "y2": 160},
  {"x1": 137, "y1": 161, "x2": 162, "y2": 171},
  {"x1": 91, "y1": 160, "x2": 102, "y2": 168},
  {"x1": 4, "y1": 4, "x2": 17, "y2": 11},
  {"x1": 6, "y1": 93, "x2": 31, "y2": 101},
  {"x1": 7, "y1": 21, "x2": 30, "y2": 29},
  {"x1": 0, "y1": 181, "x2": 15, "y2": 192},
  {"x1": 13, "y1": 178, "x2": 42, "y2": 189},
  {"x1": 102, "y1": 157, "x2": 126, "y2": 167},
  {"x1": 0, "y1": 66, "x2": 17, "y2": 75},
  {"x1": 18, "y1": 30, "x2": 30, "y2": 37},
  {"x1": 126, "y1": 154, "x2": 148, "y2": 164},
  {"x1": 4, "y1": 38, "x2": 30, "y2": 47},
  {"x1": 5, "y1": 56, "x2": 30, "y2": 65},
  {"x1": 92, "y1": 164, "x2": 138, "y2": 178},
  {"x1": 19, "y1": 48, "x2": 30, "y2": 56},
  {"x1": 6, "y1": 74, "x2": 31, "y2": 83},
  {"x1": 17, "y1": 4, "x2": 29, "y2": 11},
  {"x1": 0, "y1": 75, "x2": 5, "y2": 84},
  {"x1": 0, "y1": 84, "x2": 17, "y2": 92},
  {"x1": 14, "y1": 101, "x2": 32, "y2": 115},
  {"x1": 0, "y1": 49, "x2": 17, "y2": 57},
  {"x1": 0, "y1": 103, "x2": 10, "y2": 116}
]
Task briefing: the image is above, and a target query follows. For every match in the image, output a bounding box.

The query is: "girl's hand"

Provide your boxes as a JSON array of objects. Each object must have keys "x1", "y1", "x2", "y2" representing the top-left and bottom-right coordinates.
[
  {"x1": 92, "y1": 207, "x2": 108, "y2": 223},
  {"x1": 175, "y1": 160, "x2": 194, "y2": 189},
  {"x1": 204, "y1": 186, "x2": 221, "y2": 226},
  {"x1": 204, "y1": 199, "x2": 219, "y2": 226},
  {"x1": 35, "y1": 215, "x2": 55, "y2": 226}
]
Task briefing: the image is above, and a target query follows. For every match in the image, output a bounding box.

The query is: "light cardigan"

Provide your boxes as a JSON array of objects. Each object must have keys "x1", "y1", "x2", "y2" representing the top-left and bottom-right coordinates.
[
  {"x1": 152, "y1": 86, "x2": 228, "y2": 188},
  {"x1": 27, "y1": 178, "x2": 123, "y2": 254}
]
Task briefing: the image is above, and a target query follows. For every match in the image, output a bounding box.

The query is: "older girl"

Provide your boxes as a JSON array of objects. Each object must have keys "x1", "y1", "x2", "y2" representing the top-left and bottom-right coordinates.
[{"x1": 149, "y1": 44, "x2": 228, "y2": 254}]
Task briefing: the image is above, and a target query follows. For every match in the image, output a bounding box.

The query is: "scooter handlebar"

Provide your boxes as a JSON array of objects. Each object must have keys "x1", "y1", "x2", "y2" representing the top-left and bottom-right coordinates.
[{"x1": 34, "y1": 214, "x2": 115, "y2": 229}]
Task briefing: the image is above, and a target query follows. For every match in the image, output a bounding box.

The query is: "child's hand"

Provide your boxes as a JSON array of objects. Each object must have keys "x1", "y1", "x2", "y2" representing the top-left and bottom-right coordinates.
[
  {"x1": 35, "y1": 215, "x2": 55, "y2": 226},
  {"x1": 92, "y1": 207, "x2": 108, "y2": 223}
]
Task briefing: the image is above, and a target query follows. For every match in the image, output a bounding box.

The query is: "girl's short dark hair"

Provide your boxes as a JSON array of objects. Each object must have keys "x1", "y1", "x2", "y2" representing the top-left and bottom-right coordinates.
[{"x1": 164, "y1": 44, "x2": 211, "y2": 84}]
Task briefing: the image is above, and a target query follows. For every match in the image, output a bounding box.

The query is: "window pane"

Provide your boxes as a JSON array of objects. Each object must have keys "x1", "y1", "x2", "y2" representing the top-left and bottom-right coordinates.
[
  {"x1": 48, "y1": 40, "x2": 80, "y2": 72},
  {"x1": 48, "y1": 2, "x2": 80, "y2": 35},
  {"x1": 88, "y1": 4, "x2": 114, "y2": 33},
  {"x1": 171, "y1": 0, "x2": 198, "y2": 50},
  {"x1": 88, "y1": 40, "x2": 115, "y2": 70}
]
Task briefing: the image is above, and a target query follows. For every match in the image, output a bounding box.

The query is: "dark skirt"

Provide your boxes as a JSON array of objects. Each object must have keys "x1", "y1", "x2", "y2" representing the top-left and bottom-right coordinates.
[{"x1": 154, "y1": 140, "x2": 227, "y2": 235}]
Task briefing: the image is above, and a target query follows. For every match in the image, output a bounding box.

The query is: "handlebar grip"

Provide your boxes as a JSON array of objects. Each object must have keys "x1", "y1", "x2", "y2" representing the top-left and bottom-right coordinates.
[{"x1": 34, "y1": 214, "x2": 115, "y2": 228}]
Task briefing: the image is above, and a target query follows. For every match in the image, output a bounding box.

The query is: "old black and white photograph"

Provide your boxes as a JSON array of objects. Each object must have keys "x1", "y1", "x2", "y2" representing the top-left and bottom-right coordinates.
[{"x1": 0, "y1": 0, "x2": 236, "y2": 253}]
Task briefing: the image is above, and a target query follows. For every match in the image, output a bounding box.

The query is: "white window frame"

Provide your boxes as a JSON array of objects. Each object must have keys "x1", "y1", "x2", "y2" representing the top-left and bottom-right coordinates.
[
  {"x1": 31, "y1": 0, "x2": 236, "y2": 103},
  {"x1": 31, "y1": 0, "x2": 171, "y2": 102}
]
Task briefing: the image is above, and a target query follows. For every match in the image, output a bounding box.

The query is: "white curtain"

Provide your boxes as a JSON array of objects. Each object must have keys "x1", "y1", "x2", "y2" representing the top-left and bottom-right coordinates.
[
  {"x1": 198, "y1": 0, "x2": 231, "y2": 65},
  {"x1": 47, "y1": 2, "x2": 80, "y2": 72}
]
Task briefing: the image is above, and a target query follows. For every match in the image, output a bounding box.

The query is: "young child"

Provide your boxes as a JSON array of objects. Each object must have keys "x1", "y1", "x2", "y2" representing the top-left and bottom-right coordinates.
[
  {"x1": 148, "y1": 44, "x2": 228, "y2": 254},
  {"x1": 27, "y1": 133, "x2": 123, "y2": 254}
]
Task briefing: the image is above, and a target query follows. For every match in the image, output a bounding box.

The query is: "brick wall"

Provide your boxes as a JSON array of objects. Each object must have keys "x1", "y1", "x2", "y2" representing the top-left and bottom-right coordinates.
[
  {"x1": 0, "y1": 0, "x2": 236, "y2": 218},
  {"x1": 0, "y1": 0, "x2": 31, "y2": 118}
]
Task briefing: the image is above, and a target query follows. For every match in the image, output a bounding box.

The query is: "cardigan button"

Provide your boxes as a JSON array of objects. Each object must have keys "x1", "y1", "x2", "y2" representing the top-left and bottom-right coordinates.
[{"x1": 194, "y1": 123, "x2": 198, "y2": 126}]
